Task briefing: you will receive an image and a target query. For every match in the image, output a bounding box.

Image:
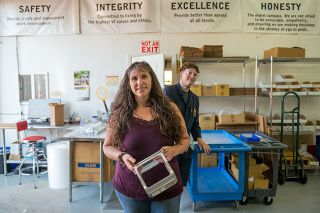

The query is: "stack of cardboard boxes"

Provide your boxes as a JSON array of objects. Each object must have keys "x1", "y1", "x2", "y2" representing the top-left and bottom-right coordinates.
[
  {"x1": 202, "y1": 83, "x2": 230, "y2": 96},
  {"x1": 180, "y1": 45, "x2": 223, "y2": 58},
  {"x1": 231, "y1": 154, "x2": 270, "y2": 190},
  {"x1": 191, "y1": 82, "x2": 230, "y2": 97}
]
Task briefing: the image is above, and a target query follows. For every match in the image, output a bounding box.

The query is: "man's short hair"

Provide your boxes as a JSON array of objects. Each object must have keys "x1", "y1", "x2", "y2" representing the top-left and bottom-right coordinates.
[{"x1": 179, "y1": 62, "x2": 200, "y2": 73}]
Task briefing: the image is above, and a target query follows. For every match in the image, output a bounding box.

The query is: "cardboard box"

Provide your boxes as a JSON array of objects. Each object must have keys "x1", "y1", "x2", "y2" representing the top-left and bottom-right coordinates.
[
  {"x1": 300, "y1": 81, "x2": 313, "y2": 88},
  {"x1": 287, "y1": 82, "x2": 300, "y2": 89},
  {"x1": 249, "y1": 163, "x2": 269, "y2": 179},
  {"x1": 312, "y1": 81, "x2": 320, "y2": 87},
  {"x1": 48, "y1": 103, "x2": 65, "y2": 126},
  {"x1": 190, "y1": 81, "x2": 202, "y2": 96},
  {"x1": 275, "y1": 81, "x2": 300, "y2": 89},
  {"x1": 199, "y1": 113, "x2": 215, "y2": 130},
  {"x1": 9, "y1": 154, "x2": 21, "y2": 160},
  {"x1": 218, "y1": 113, "x2": 245, "y2": 124},
  {"x1": 199, "y1": 153, "x2": 218, "y2": 167},
  {"x1": 264, "y1": 47, "x2": 305, "y2": 58},
  {"x1": 256, "y1": 114, "x2": 267, "y2": 133},
  {"x1": 231, "y1": 154, "x2": 238, "y2": 164},
  {"x1": 201, "y1": 45, "x2": 223, "y2": 58},
  {"x1": 201, "y1": 84, "x2": 215, "y2": 96},
  {"x1": 214, "y1": 84, "x2": 230, "y2": 96},
  {"x1": 308, "y1": 87, "x2": 320, "y2": 95},
  {"x1": 232, "y1": 154, "x2": 256, "y2": 165},
  {"x1": 231, "y1": 162, "x2": 239, "y2": 181},
  {"x1": 254, "y1": 178, "x2": 269, "y2": 189},
  {"x1": 247, "y1": 156, "x2": 257, "y2": 166},
  {"x1": 275, "y1": 74, "x2": 296, "y2": 82},
  {"x1": 180, "y1": 46, "x2": 203, "y2": 57},
  {"x1": 72, "y1": 142, "x2": 114, "y2": 182},
  {"x1": 9, "y1": 141, "x2": 20, "y2": 156}
]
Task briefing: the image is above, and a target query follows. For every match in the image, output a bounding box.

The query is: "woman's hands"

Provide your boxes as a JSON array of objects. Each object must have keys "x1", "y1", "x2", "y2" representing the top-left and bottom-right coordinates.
[
  {"x1": 160, "y1": 146, "x2": 178, "y2": 161},
  {"x1": 120, "y1": 144, "x2": 187, "y2": 172},
  {"x1": 120, "y1": 153, "x2": 136, "y2": 172},
  {"x1": 197, "y1": 138, "x2": 211, "y2": 154}
]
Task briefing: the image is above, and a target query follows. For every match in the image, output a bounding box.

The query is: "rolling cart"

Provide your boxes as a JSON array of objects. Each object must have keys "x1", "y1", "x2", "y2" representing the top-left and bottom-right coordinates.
[
  {"x1": 232, "y1": 130, "x2": 287, "y2": 205},
  {"x1": 187, "y1": 130, "x2": 251, "y2": 211},
  {"x1": 279, "y1": 91, "x2": 307, "y2": 184}
]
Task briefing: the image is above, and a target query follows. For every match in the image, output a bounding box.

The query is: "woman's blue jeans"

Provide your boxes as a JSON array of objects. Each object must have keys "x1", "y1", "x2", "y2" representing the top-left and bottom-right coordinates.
[{"x1": 115, "y1": 189, "x2": 181, "y2": 213}]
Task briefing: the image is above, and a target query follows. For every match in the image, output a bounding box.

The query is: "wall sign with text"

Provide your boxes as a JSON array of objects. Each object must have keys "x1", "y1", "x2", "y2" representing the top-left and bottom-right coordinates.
[
  {"x1": 0, "y1": 0, "x2": 319, "y2": 35},
  {"x1": 141, "y1": 40, "x2": 160, "y2": 53},
  {"x1": 80, "y1": 0, "x2": 160, "y2": 33},
  {"x1": 242, "y1": 0, "x2": 320, "y2": 34},
  {"x1": 161, "y1": 0, "x2": 242, "y2": 32},
  {"x1": 0, "y1": 0, "x2": 79, "y2": 36}
]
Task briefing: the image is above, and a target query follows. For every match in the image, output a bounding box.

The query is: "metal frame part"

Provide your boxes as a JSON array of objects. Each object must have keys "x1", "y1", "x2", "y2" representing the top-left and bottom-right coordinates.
[{"x1": 133, "y1": 151, "x2": 177, "y2": 198}]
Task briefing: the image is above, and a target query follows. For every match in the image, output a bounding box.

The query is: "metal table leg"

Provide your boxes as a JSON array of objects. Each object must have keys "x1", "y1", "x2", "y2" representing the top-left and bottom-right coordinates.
[
  {"x1": 2, "y1": 129, "x2": 7, "y2": 176},
  {"x1": 69, "y1": 140, "x2": 73, "y2": 202},
  {"x1": 100, "y1": 140, "x2": 104, "y2": 203}
]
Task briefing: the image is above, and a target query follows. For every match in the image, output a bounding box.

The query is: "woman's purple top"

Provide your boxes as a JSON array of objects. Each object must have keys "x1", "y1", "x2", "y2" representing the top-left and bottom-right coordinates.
[{"x1": 112, "y1": 117, "x2": 183, "y2": 201}]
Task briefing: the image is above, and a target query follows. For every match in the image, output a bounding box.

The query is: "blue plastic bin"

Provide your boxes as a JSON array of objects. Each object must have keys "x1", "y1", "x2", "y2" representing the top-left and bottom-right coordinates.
[{"x1": 240, "y1": 133, "x2": 260, "y2": 142}]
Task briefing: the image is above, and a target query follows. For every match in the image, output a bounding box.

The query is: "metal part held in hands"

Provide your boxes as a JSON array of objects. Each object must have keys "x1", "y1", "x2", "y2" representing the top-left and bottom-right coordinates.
[{"x1": 133, "y1": 150, "x2": 177, "y2": 198}]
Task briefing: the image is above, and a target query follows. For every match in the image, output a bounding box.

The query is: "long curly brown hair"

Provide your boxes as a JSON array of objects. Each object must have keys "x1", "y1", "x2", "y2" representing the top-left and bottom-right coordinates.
[{"x1": 109, "y1": 61, "x2": 183, "y2": 148}]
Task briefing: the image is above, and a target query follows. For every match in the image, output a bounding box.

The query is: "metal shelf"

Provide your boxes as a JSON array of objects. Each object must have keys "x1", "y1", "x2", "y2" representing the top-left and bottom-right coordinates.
[
  {"x1": 181, "y1": 56, "x2": 250, "y2": 63},
  {"x1": 6, "y1": 158, "x2": 47, "y2": 164},
  {"x1": 255, "y1": 57, "x2": 320, "y2": 122},
  {"x1": 179, "y1": 56, "x2": 254, "y2": 113},
  {"x1": 259, "y1": 90, "x2": 320, "y2": 97},
  {"x1": 271, "y1": 130, "x2": 315, "y2": 136},
  {"x1": 258, "y1": 57, "x2": 320, "y2": 64}
]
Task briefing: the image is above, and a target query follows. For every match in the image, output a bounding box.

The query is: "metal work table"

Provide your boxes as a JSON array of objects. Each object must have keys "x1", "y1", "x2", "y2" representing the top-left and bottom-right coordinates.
[
  {"x1": 0, "y1": 115, "x2": 19, "y2": 175},
  {"x1": 63, "y1": 130, "x2": 106, "y2": 203},
  {"x1": 0, "y1": 114, "x2": 72, "y2": 176}
]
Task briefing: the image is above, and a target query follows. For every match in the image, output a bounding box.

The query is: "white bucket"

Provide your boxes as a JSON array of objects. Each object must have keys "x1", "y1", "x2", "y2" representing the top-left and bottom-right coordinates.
[{"x1": 47, "y1": 141, "x2": 69, "y2": 189}]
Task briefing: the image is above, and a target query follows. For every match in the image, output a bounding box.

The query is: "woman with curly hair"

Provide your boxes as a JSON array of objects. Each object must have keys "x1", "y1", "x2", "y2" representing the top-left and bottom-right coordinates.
[{"x1": 103, "y1": 61, "x2": 189, "y2": 213}]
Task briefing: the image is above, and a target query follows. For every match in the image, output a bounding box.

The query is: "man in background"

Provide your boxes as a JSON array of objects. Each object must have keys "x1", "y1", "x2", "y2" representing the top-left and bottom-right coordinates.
[{"x1": 164, "y1": 62, "x2": 211, "y2": 186}]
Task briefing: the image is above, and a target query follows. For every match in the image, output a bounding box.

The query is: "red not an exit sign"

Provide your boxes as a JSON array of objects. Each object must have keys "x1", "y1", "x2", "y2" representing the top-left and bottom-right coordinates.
[{"x1": 141, "y1": 40, "x2": 160, "y2": 53}]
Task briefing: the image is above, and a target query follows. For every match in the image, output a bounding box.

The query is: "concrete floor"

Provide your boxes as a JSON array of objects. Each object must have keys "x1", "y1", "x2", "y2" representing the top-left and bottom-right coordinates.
[{"x1": 0, "y1": 171, "x2": 319, "y2": 213}]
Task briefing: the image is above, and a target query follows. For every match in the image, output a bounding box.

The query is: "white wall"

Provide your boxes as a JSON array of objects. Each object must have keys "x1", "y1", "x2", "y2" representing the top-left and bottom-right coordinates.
[
  {"x1": 1, "y1": 33, "x2": 320, "y2": 120},
  {"x1": 0, "y1": 37, "x2": 20, "y2": 114}
]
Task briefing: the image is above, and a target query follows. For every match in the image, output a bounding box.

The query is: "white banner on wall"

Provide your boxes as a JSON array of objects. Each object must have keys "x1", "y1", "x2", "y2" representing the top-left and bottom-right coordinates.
[
  {"x1": 0, "y1": 0, "x2": 79, "y2": 36},
  {"x1": 80, "y1": 0, "x2": 160, "y2": 34},
  {"x1": 161, "y1": 0, "x2": 242, "y2": 32},
  {"x1": 242, "y1": 0, "x2": 320, "y2": 34}
]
